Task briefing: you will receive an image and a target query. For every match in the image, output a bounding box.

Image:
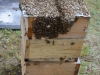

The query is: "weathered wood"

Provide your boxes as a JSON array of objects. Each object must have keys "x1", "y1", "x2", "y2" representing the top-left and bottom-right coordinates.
[
  {"x1": 20, "y1": 14, "x2": 26, "y2": 75},
  {"x1": 28, "y1": 17, "x2": 36, "y2": 39},
  {"x1": 25, "y1": 39, "x2": 84, "y2": 59},
  {"x1": 57, "y1": 17, "x2": 90, "y2": 38},
  {"x1": 25, "y1": 62, "x2": 77, "y2": 75},
  {"x1": 24, "y1": 18, "x2": 28, "y2": 33},
  {"x1": 20, "y1": 1, "x2": 90, "y2": 75},
  {"x1": 20, "y1": 16, "x2": 83, "y2": 75},
  {"x1": 74, "y1": 58, "x2": 80, "y2": 75}
]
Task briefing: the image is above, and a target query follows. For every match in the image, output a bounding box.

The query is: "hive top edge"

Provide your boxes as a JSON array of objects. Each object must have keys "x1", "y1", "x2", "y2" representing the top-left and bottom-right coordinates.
[{"x1": 19, "y1": 0, "x2": 90, "y2": 18}]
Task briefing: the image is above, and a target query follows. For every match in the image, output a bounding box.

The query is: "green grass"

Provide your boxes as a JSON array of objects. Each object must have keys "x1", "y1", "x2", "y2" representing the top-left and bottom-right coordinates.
[
  {"x1": 79, "y1": 0, "x2": 100, "y2": 75},
  {"x1": 0, "y1": 29, "x2": 21, "y2": 59},
  {"x1": 81, "y1": 46, "x2": 89, "y2": 56},
  {"x1": 0, "y1": 29, "x2": 21, "y2": 75}
]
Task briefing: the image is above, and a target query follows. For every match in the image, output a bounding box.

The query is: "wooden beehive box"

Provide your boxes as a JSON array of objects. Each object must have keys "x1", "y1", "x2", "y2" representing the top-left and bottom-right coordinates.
[
  {"x1": 20, "y1": 0, "x2": 90, "y2": 75},
  {"x1": 21, "y1": 17, "x2": 90, "y2": 60}
]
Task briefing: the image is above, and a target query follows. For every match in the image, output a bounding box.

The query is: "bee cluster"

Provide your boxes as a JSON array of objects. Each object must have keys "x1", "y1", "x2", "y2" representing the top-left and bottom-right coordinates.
[
  {"x1": 19, "y1": 0, "x2": 60, "y2": 17},
  {"x1": 33, "y1": 17, "x2": 74, "y2": 39},
  {"x1": 20, "y1": 0, "x2": 89, "y2": 17},
  {"x1": 19, "y1": 0, "x2": 89, "y2": 39}
]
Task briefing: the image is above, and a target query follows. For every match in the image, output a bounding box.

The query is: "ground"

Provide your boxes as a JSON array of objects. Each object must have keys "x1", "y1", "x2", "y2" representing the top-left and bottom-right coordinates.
[
  {"x1": 0, "y1": 0, "x2": 100, "y2": 75},
  {"x1": 79, "y1": 0, "x2": 100, "y2": 75},
  {"x1": 0, "y1": 29, "x2": 21, "y2": 75}
]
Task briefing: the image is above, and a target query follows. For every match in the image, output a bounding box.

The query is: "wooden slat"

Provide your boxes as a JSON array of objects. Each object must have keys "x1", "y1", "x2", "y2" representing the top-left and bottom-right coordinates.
[
  {"x1": 20, "y1": 15, "x2": 26, "y2": 75},
  {"x1": 24, "y1": 18, "x2": 28, "y2": 33},
  {"x1": 74, "y1": 58, "x2": 80, "y2": 75},
  {"x1": 25, "y1": 62, "x2": 77, "y2": 75},
  {"x1": 58, "y1": 17, "x2": 90, "y2": 38},
  {"x1": 28, "y1": 17, "x2": 36, "y2": 39},
  {"x1": 25, "y1": 39, "x2": 84, "y2": 59},
  {"x1": 25, "y1": 40, "x2": 30, "y2": 59}
]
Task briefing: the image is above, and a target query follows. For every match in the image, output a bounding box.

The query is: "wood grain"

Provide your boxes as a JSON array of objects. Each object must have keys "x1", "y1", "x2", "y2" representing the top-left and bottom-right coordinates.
[
  {"x1": 25, "y1": 39, "x2": 84, "y2": 59},
  {"x1": 25, "y1": 62, "x2": 77, "y2": 75},
  {"x1": 57, "y1": 17, "x2": 90, "y2": 38},
  {"x1": 20, "y1": 15, "x2": 26, "y2": 75},
  {"x1": 28, "y1": 18, "x2": 36, "y2": 39},
  {"x1": 74, "y1": 64, "x2": 80, "y2": 75}
]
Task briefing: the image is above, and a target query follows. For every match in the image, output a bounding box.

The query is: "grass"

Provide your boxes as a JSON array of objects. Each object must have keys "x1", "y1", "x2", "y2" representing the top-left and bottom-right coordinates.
[
  {"x1": 79, "y1": 0, "x2": 100, "y2": 75},
  {"x1": 0, "y1": 0, "x2": 100, "y2": 75},
  {"x1": 0, "y1": 29, "x2": 21, "y2": 75},
  {"x1": 81, "y1": 46, "x2": 90, "y2": 56},
  {"x1": 0, "y1": 29, "x2": 21, "y2": 59}
]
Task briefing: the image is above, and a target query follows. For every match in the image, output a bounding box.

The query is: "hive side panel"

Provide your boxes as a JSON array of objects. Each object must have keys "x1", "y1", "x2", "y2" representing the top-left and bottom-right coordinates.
[
  {"x1": 25, "y1": 39, "x2": 84, "y2": 59},
  {"x1": 20, "y1": 15, "x2": 27, "y2": 75},
  {"x1": 25, "y1": 62, "x2": 77, "y2": 75},
  {"x1": 58, "y1": 17, "x2": 90, "y2": 38}
]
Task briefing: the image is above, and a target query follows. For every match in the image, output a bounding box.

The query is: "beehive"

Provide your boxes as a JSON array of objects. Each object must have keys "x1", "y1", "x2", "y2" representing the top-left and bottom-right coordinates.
[{"x1": 20, "y1": 0, "x2": 90, "y2": 75}]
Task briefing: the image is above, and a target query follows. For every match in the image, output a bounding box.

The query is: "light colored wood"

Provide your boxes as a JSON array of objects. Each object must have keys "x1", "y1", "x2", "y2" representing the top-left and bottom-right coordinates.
[
  {"x1": 25, "y1": 62, "x2": 77, "y2": 75},
  {"x1": 20, "y1": 15, "x2": 27, "y2": 75},
  {"x1": 24, "y1": 17, "x2": 28, "y2": 33},
  {"x1": 57, "y1": 17, "x2": 90, "y2": 38},
  {"x1": 25, "y1": 39, "x2": 84, "y2": 59},
  {"x1": 25, "y1": 39, "x2": 30, "y2": 59}
]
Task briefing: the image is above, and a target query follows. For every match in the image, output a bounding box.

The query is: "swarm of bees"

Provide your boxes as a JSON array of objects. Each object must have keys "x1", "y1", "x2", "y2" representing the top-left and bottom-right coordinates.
[
  {"x1": 20, "y1": 0, "x2": 89, "y2": 39},
  {"x1": 33, "y1": 17, "x2": 74, "y2": 39},
  {"x1": 19, "y1": 0, "x2": 60, "y2": 17},
  {"x1": 19, "y1": 0, "x2": 89, "y2": 17}
]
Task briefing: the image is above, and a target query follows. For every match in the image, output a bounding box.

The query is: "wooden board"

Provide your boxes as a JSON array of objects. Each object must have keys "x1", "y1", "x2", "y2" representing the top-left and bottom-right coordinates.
[
  {"x1": 28, "y1": 17, "x2": 36, "y2": 39},
  {"x1": 32, "y1": 17, "x2": 90, "y2": 39},
  {"x1": 20, "y1": 14, "x2": 26, "y2": 75},
  {"x1": 57, "y1": 17, "x2": 90, "y2": 38},
  {"x1": 25, "y1": 39, "x2": 84, "y2": 59},
  {"x1": 25, "y1": 61, "x2": 80, "y2": 75}
]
